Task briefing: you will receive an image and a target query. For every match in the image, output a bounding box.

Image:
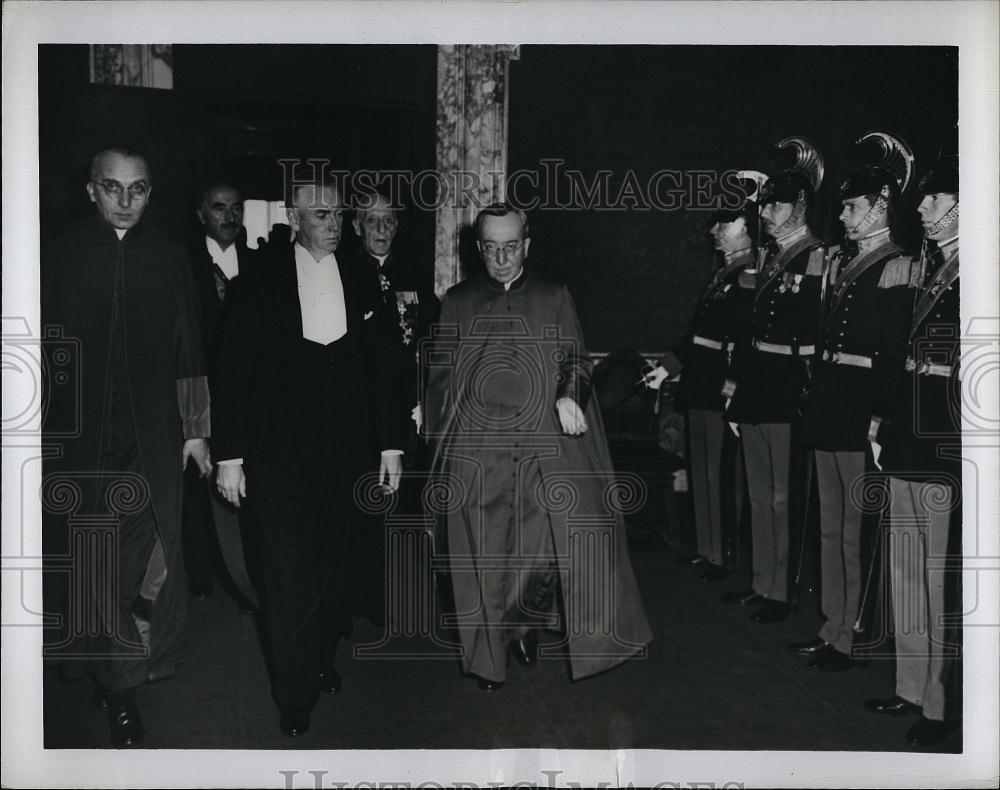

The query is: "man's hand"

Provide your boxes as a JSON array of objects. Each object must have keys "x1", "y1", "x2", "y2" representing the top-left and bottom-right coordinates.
[
  {"x1": 411, "y1": 402, "x2": 423, "y2": 434},
  {"x1": 727, "y1": 421, "x2": 741, "y2": 438},
  {"x1": 182, "y1": 438, "x2": 212, "y2": 477},
  {"x1": 870, "y1": 440, "x2": 883, "y2": 471},
  {"x1": 380, "y1": 452, "x2": 403, "y2": 493},
  {"x1": 216, "y1": 463, "x2": 246, "y2": 508},
  {"x1": 556, "y1": 397, "x2": 588, "y2": 436},
  {"x1": 643, "y1": 365, "x2": 669, "y2": 390}
]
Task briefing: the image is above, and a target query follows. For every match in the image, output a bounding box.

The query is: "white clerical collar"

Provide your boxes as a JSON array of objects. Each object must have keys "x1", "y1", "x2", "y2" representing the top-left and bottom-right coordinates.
[
  {"x1": 774, "y1": 224, "x2": 809, "y2": 248},
  {"x1": 373, "y1": 253, "x2": 389, "y2": 269},
  {"x1": 856, "y1": 227, "x2": 892, "y2": 253},
  {"x1": 206, "y1": 236, "x2": 240, "y2": 279},
  {"x1": 114, "y1": 228, "x2": 127, "y2": 240},
  {"x1": 503, "y1": 267, "x2": 526, "y2": 291},
  {"x1": 295, "y1": 242, "x2": 337, "y2": 267}
]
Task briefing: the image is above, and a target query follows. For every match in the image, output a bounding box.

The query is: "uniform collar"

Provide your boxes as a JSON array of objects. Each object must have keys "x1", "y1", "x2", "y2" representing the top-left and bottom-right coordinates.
[
  {"x1": 773, "y1": 224, "x2": 809, "y2": 248},
  {"x1": 856, "y1": 227, "x2": 892, "y2": 254}
]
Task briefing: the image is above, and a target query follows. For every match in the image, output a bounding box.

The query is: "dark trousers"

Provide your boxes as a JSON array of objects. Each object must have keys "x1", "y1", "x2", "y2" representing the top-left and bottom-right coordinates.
[{"x1": 181, "y1": 464, "x2": 217, "y2": 591}]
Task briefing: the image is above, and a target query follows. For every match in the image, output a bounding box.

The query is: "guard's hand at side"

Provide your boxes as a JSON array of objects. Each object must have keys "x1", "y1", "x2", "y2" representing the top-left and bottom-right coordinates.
[
  {"x1": 380, "y1": 452, "x2": 403, "y2": 493},
  {"x1": 216, "y1": 463, "x2": 246, "y2": 508},
  {"x1": 183, "y1": 438, "x2": 212, "y2": 478},
  {"x1": 411, "y1": 402, "x2": 423, "y2": 434},
  {"x1": 556, "y1": 397, "x2": 588, "y2": 436}
]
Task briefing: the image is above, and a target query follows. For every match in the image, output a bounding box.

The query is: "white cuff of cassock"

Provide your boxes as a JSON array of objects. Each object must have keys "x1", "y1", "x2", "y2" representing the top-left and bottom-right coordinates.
[
  {"x1": 381, "y1": 449, "x2": 404, "y2": 457},
  {"x1": 218, "y1": 458, "x2": 243, "y2": 465}
]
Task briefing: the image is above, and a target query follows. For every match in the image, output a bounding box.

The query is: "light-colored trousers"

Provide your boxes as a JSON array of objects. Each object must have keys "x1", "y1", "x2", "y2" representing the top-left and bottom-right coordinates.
[
  {"x1": 815, "y1": 449, "x2": 865, "y2": 654},
  {"x1": 741, "y1": 422, "x2": 791, "y2": 602},
  {"x1": 889, "y1": 476, "x2": 956, "y2": 721}
]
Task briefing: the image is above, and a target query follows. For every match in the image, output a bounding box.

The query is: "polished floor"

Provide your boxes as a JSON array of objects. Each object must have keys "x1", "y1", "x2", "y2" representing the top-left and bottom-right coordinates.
[{"x1": 42, "y1": 524, "x2": 962, "y2": 753}]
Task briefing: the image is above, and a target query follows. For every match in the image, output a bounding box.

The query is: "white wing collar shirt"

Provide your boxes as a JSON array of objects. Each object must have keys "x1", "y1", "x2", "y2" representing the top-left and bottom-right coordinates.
[
  {"x1": 206, "y1": 236, "x2": 240, "y2": 280},
  {"x1": 294, "y1": 242, "x2": 348, "y2": 344}
]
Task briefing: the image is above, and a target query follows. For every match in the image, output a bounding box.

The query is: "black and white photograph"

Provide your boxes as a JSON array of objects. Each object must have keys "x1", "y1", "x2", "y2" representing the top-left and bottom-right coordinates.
[{"x1": 2, "y1": 1, "x2": 998, "y2": 788}]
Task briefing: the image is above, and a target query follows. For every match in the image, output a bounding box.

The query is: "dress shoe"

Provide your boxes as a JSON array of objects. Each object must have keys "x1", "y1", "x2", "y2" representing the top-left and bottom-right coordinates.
[
  {"x1": 806, "y1": 644, "x2": 853, "y2": 671},
  {"x1": 864, "y1": 695, "x2": 921, "y2": 716},
  {"x1": 700, "y1": 564, "x2": 727, "y2": 582},
  {"x1": 476, "y1": 676, "x2": 505, "y2": 692},
  {"x1": 108, "y1": 688, "x2": 144, "y2": 747},
  {"x1": 319, "y1": 667, "x2": 342, "y2": 695},
  {"x1": 750, "y1": 599, "x2": 791, "y2": 623},
  {"x1": 510, "y1": 632, "x2": 539, "y2": 666},
  {"x1": 905, "y1": 716, "x2": 952, "y2": 746},
  {"x1": 675, "y1": 554, "x2": 707, "y2": 566},
  {"x1": 721, "y1": 588, "x2": 761, "y2": 606},
  {"x1": 279, "y1": 712, "x2": 311, "y2": 737},
  {"x1": 788, "y1": 636, "x2": 828, "y2": 656}
]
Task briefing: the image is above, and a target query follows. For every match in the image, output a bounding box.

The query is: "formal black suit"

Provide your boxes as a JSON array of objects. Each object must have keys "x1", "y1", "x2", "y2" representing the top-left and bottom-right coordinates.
[
  {"x1": 181, "y1": 239, "x2": 259, "y2": 595},
  {"x1": 213, "y1": 241, "x2": 405, "y2": 717}
]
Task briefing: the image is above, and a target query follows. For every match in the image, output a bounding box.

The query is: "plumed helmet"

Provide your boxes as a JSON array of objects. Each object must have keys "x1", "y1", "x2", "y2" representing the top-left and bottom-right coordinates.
[
  {"x1": 838, "y1": 131, "x2": 915, "y2": 202},
  {"x1": 918, "y1": 125, "x2": 959, "y2": 195},
  {"x1": 759, "y1": 137, "x2": 825, "y2": 206},
  {"x1": 713, "y1": 170, "x2": 768, "y2": 241}
]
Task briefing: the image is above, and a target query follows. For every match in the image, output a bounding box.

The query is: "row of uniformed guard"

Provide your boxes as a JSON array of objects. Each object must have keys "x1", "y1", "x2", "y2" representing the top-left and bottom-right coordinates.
[{"x1": 647, "y1": 131, "x2": 961, "y2": 747}]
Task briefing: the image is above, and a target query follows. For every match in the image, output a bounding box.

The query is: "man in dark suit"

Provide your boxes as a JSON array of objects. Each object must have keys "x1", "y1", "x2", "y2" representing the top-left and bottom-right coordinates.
[
  {"x1": 213, "y1": 174, "x2": 404, "y2": 737},
  {"x1": 350, "y1": 192, "x2": 439, "y2": 624},
  {"x1": 182, "y1": 177, "x2": 257, "y2": 602}
]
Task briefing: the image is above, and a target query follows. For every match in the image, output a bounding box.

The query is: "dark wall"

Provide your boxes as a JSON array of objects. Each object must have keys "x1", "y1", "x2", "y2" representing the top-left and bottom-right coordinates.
[{"x1": 507, "y1": 45, "x2": 958, "y2": 351}]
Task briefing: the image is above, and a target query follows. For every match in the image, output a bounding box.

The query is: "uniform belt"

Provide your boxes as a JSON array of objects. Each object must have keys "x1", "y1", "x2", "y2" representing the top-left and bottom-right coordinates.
[
  {"x1": 692, "y1": 335, "x2": 729, "y2": 351},
  {"x1": 753, "y1": 340, "x2": 815, "y2": 356},
  {"x1": 822, "y1": 350, "x2": 873, "y2": 369},
  {"x1": 905, "y1": 357, "x2": 953, "y2": 377}
]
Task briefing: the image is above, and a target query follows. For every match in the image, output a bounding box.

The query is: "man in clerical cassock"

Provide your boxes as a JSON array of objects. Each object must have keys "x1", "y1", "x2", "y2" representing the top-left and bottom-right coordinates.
[
  {"x1": 425, "y1": 203, "x2": 652, "y2": 692},
  {"x1": 213, "y1": 174, "x2": 404, "y2": 737},
  {"x1": 42, "y1": 145, "x2": 211, "y2": 747}
]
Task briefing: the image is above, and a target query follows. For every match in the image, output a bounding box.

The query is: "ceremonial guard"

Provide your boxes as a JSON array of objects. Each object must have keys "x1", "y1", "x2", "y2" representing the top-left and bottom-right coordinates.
[
  {"x1": 723, "y1": 138, "x2": 826, "y2": 624},
  {"x1": 791, "y1": 132, "x2": 917, "y2": 671},
  {"x1": 646, "y1": 174, "x2": 764, "y2": 580},
  {"x1": 864, "y1": 148, "x2": 961, "y2": 747}
]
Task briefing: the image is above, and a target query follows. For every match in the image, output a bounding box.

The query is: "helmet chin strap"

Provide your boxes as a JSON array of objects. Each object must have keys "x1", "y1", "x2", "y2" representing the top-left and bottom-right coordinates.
[
  {"x1": 848, "y1": 184, "x2": 890, "y2": 237},
  {"x1": 924, "y1": 201, "x2": 959, "y2": 238},
  {"x1": 770, "y1": 189, "x2": 807, "y2": 238}
]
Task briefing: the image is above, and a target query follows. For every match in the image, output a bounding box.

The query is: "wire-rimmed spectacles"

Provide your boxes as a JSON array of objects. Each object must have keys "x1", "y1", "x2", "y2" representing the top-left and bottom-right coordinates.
[
  {"x1": 480, "y1": 240, "x2": 525, "y2": 259},
  {"x1": 93, "y1": 179, "x2": 150, "y2": 200}
]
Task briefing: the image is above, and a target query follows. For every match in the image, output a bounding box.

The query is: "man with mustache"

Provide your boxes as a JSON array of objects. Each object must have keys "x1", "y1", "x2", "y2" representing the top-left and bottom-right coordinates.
[
  {"x1": 213, "y1": 173, "x2": 405, "y2": 737},
  {"x1": 182, "y1": 177, "x2": 258, "y2": 604}
]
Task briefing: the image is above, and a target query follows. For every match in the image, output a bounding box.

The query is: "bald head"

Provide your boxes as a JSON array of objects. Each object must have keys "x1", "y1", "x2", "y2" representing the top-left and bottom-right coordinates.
[{"x1": 86, "y1": 148, "x2": 151, "y2": 230}]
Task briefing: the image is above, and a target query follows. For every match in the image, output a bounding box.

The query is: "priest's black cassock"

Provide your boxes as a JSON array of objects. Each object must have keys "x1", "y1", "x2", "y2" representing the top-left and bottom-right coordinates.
[{"x1": 42, "y1": 215, "x2": 209, "y2": 689}]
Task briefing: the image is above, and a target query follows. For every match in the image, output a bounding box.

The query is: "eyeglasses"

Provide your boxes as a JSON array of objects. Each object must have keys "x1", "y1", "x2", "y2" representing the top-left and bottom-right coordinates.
[
  {"x1": 481, "y1": 240, "x2": 525, "y2": 259},
  {"x1": 93, "y1": 179, "x2": 150, "y2": 200}
]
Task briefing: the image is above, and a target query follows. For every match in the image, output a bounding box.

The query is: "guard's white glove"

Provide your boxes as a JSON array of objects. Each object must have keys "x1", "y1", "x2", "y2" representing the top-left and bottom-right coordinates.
[
  {"x1": 643, "y1": 365, "x2": 669, "y2": 390},
  {"x1": 411, "y1": 402, "x2": 423, "y2": 433}
]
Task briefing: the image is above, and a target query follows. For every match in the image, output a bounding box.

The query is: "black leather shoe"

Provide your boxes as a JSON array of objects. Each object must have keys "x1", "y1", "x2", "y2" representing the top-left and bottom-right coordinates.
[
  {"x1": 319, "y1": 667, "x2": 342, "y2": 695},
  {"x1": 788, "y1": 636, "x2": 828, "y2": 656},
  {"x1": 700, "y1": 564, "x2": 727, "y2": 582},
  {"x1": 906, "y1": 716, "x2": 952, "y2": 746},
  {"x1": 721, "y1": 588, "x2": 761, "y2": 606},
  {"x1": 750, "y1": 599, "x2": 790, "y2": 623},
  {"x1": 510, "y1": 632, "x2": 538, "y2": 666},
  {"x1": 108, "y1": 689, "x2": 144, "y2": 747},
  {"x1": 864, "y1": 695, "x2": 921, "y2": 716},
  {"x1": 675, "y1": 554, "x2": 707, "y2": 566},
  {"x1": 806, "y1": 644, "x2": 853, "y2": 671},
  {"x1": 279, "y1": 712, "x2": 311, "y2": 737},
  {"x1": 477, "y1": 677, "x2": 504, "y2": 692}
]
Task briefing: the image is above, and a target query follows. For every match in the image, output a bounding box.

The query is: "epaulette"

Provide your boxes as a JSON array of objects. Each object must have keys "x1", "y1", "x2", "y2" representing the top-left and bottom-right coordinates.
[
  {"x1": 738, "y1": 270, "x2": 757, "y2": 289},
  {"x1": 878, "y1": 254, "x2": 915, "y2": 289},
  {"x1": 805, "y1": 246, "x2": 826, "y2": 276}
]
